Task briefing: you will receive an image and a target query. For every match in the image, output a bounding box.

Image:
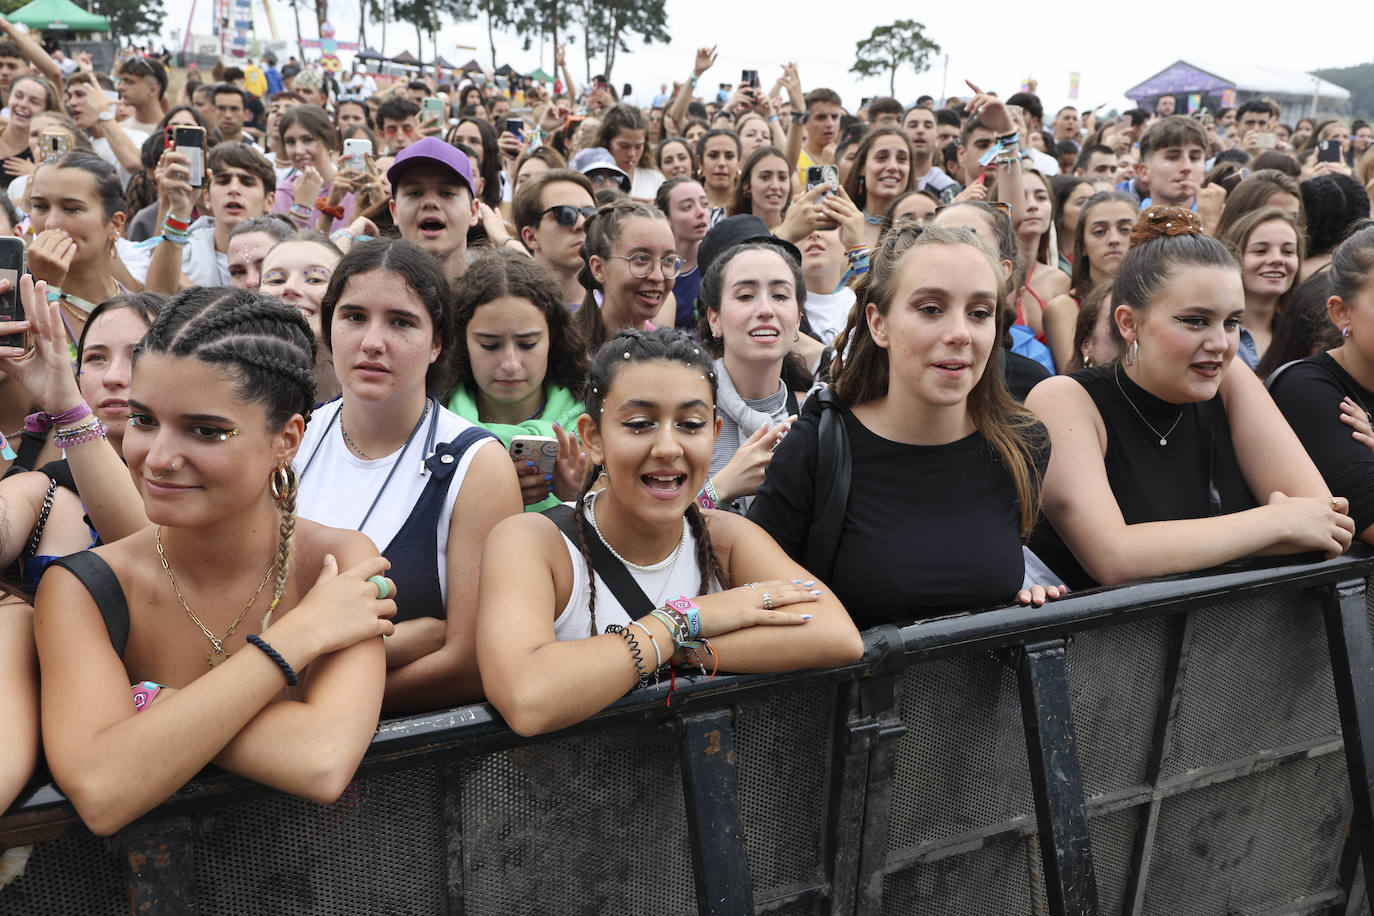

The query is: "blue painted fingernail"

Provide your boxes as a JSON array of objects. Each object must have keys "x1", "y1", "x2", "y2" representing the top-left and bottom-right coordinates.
[
  {"x1": 810, "y1": 590, "x2": 823, "y2": 596},
  {"x1": 800, "y1": 615, "x2": 812, "y2": 621},
  {"x1": 804, "y1": 580, "x2": 815, "y2": 587},
  {"x1": 791, "y1": 578, "x2": 802, "y2": 584},
  {"x1": 544, "y1": 474, "x2": 553, "y2": 482}
]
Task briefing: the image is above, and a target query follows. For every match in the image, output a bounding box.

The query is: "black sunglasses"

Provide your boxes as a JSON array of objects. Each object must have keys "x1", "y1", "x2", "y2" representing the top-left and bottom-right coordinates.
[{"x1": 541, "y1": 204, "x2": 598, "y2": 226}]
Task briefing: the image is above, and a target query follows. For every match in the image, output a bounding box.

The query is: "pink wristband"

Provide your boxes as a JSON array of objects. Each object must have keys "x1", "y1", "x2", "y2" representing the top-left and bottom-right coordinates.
[
  {"x1": 26, "y1": 401, "x2": 92, "y2": 433},
  {"x1": 131, "y1": 680, "x2": 162, "y2": 712}
]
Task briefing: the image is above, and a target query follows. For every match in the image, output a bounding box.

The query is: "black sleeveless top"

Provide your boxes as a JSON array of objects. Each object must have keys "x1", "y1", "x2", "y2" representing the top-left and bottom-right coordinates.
[{"x1": 1030, "y1": 364, "x2": 1257, "y2": 588}]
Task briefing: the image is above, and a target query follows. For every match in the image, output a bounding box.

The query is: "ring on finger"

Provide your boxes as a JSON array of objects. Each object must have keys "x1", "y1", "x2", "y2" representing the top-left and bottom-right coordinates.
[
  {"x1": 747, "y1": 582, "x2": 758, "y2": 590},
  {"x1": 762, "y1": 592, "x2": 773, "y2": 611}
]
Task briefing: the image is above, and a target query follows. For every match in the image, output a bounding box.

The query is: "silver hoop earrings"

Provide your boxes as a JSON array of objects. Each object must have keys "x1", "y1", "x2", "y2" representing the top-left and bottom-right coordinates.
[{"x1": 1123, "y1": 338, "x2": 1139, "y2": 367}]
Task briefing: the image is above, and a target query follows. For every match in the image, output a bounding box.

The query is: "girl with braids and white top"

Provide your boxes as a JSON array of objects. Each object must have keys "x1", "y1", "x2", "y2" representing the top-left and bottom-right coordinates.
[
  {"x1": 476, "y1": 327, "x2": 862, "y2": 738},
  {"x1": 33, "y1": 287, "x2": 397, "y2": 837},
  {"x1": 294, "y1": 238, "x2": 522, "y2": 713}
]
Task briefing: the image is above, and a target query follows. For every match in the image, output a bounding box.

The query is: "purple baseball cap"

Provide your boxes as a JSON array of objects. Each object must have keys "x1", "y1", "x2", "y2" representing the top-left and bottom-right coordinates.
[{"x1": 386, "y1": 136, "x2": 476, "y2": 198}]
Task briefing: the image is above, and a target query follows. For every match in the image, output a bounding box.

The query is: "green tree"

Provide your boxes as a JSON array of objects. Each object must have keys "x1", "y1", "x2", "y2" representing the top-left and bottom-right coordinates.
[
  {"x1": 850, "y1": 19, "x2": 939, "y2": 98},
  {"x1": 91, "y1": 0, "x2": 164, "y2": 41},
  {"x1": 511, "y1": 0, "x2": 665, "y2": 82},
  {"x1": 1313, "y1": 62, "x2": 1373, "y2": 119}
]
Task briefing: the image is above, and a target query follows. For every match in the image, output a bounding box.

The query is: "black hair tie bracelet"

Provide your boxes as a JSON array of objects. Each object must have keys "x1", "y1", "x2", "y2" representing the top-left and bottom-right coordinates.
[{"x1": 246, "y1": 634, "x2": 299, "y2": 686}]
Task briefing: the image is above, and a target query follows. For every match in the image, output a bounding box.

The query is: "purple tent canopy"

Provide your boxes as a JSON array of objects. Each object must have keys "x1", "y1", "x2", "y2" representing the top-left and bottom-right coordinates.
[{"x1": 1125, "y1": 61, "x2": 1233, "y2": 103}]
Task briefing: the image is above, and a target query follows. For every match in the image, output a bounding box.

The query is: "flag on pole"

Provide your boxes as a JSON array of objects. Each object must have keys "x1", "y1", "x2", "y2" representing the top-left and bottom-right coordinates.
[
  {"x1": 1068, "y1": 72, "x2": 1079, "y2": 100},
  {"x1": 1187, "y1": 93, "x2": 1202, "y2": 113},
  {"x1": 1220, "y1": 88, "x2": 1236, "y2": 108}
]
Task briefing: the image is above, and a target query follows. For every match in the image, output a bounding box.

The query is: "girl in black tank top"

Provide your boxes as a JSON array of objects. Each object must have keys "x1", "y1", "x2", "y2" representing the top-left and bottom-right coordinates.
[
  {"x1": 32, "y1": 289, "x2": 396, "y2": 836},
  {"x1": 1026, "y1": 207, "x2": 1353, "y2": 588}
]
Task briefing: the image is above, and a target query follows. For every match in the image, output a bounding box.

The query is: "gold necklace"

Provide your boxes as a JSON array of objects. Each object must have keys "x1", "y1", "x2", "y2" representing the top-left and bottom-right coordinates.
[
  {"x1": 341, "y1": 399, "x2": 430, "y2": 460},
  {"x1": 155, "y1": 526, "x2": 278, "y2": 668}
]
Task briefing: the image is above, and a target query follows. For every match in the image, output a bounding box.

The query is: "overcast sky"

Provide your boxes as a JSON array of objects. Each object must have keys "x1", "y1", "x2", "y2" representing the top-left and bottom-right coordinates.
[{"x1": 172, "y1": 1, "x2": 1374, "y2": 114}]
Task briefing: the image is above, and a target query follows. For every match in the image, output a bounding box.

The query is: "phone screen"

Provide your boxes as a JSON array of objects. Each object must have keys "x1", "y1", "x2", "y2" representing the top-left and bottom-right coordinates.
[
  {"x1": 0, "y1": 267, "x2": 21, "y2": 348},
  {"x1": 179, "y1": 143, "x2": 205, "y2": 187}
]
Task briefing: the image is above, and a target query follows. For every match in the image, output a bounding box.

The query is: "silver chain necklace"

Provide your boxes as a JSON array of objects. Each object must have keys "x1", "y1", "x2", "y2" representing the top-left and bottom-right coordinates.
[{"x1": 1115, "y1": 363, "x2": 1184, "y2": 446}]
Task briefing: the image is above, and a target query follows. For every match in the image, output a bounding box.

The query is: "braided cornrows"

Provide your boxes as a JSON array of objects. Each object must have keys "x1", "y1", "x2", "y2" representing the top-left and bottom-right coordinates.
[
  {"x1": 685, "y1": 503, "x2": 729, "y2": 594},
  {"x1": 137, "y1": 288, "x2": 318, "y2": 628}
]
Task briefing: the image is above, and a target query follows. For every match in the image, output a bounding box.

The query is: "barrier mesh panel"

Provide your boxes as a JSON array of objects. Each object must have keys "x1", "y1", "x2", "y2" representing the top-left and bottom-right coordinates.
[
  {"x1": 1144, "y1": 754, "x2": 1350, "y2": 914},
  {"x1": 1163, "y1": 591, "x2": 1339, "y2": 778},
  {"x1": 458, "y1": 719, "x2": 696, "y2": 915},
  {"x1": 886, "y1": 654, "x2": 1035, "y2": 856},
  {"x1": 881, "y1": 831, "x2": 1042, "y2": 913},
  {"x1": 734, "y1": 685, "x2": 831, "y2": 899},
  {"x1": 193, "y1": 766, "x2": 445, "y2": 915},
  {"x1": 1065, "y1": 616, "x2": 1171, "y2": 800},
  {"x1": 0, "y1": 832, "x2": 123, "y2": 915},
  {"x1": 1086, "y1": 806, "x2": 1141, "y2": 916}
]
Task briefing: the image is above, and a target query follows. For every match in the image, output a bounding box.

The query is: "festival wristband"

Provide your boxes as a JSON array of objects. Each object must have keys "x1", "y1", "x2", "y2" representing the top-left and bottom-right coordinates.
[{"x1": 132, "y1": 680, "x2": 162, "y2": 712}]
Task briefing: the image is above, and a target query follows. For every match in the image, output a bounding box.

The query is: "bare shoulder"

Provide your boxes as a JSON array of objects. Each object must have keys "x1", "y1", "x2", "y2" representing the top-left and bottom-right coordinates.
[
  {"x1": 294, "y1": 519, "x2": 379, "y2": 569},
  {"x1": 1025, "y1": 373, "x2": 1093, "y2": 416},
  {"x1": 488, "y1": 510, "x2": 567, "y2": 556},
  {"x1": 1044, "y1": 292, "x2": 1077, "y2": 315}
]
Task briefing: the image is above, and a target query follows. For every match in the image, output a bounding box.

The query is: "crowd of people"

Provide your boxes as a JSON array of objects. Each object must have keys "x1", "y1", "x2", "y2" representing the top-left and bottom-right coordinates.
[{"x1": 0, "y1": 30, "x2": 1372, "y2": 842}]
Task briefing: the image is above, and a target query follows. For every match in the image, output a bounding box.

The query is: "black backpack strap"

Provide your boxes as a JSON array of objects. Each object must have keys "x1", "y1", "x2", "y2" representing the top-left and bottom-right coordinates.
[
  {"x1": 48, "y1": 551, "x2": 130, "y2": 657},
  {"x1": 803, "y1": 388, "x2": 851, "y2": 584},
  {"x1": 544, "y1": 502, "x2": 655, "y2": 618}
]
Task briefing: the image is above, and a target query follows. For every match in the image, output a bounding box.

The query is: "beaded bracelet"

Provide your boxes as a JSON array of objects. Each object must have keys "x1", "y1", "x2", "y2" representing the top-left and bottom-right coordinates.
[
  {"x1": 604, "y1": 624, "x2": 652, "y2": 688},
  {"x1": 246, "y1": 634, "x2": 299, "y2": 686},
  {"x1": 289, "y1": 203, "x2": 314, "y2": 222},
  {"x1": 53, "y1": 417, "x2": 107, "y2": 448},
  {"x1": 629, "y1": 620, "x2": 663, "y2": 670}
]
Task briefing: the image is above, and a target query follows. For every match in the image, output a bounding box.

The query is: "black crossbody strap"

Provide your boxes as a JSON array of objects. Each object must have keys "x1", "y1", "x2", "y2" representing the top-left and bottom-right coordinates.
[
  {"x1": 804, "y1": 388, "x2": 852, "y2": 583},
  {"x1": 544, "y1": 503, "x2": 655, "y2": 618}
]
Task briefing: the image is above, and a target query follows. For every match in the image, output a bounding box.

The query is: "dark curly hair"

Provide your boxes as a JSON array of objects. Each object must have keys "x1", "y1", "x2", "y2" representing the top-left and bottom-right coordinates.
[
  {"x1": 451, "y1": 249, "x2": 589, "y2": 401},
  {"x1": 1301, "y1": 173, "x2": 1371, "y2": 257}
]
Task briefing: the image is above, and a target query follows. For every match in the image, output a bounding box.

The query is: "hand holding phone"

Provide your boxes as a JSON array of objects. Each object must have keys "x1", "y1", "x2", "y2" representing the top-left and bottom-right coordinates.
[
  {"x1": 343, "y1": 137, "x2": 371, "y2": 172},
  {"x1": 1318, "y1": 139, "x2": 1343, "y2": 163},
  {"x1": 0, "y1": 237, "x2": 24, "y2": 349},
  {"x1": 168, "y1": 125, "x2": 207, "y2": 187},
  {"x1": 510, "y1": 436, "x2": 559, "y2": 478}
]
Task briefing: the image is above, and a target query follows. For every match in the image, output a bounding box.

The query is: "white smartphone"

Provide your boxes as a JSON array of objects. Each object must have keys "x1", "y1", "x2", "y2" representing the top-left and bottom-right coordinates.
[
  {"x1": 343, "y1": 137, "x2": 371, "y2": 172},
  {"x1": 509, "y1": 435, "x2": 558, "y2": 477}
]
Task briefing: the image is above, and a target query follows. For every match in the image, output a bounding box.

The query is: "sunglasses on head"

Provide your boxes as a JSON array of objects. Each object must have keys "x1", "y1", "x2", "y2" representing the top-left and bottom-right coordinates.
[{"x1": 542, "y1": 204, "x2": 598, "y2": 226}]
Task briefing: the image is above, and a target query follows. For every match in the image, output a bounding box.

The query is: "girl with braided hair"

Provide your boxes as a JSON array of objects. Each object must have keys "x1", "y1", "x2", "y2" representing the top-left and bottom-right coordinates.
[
  {"x1": 295, "y1": 239, "x2": 522, "y2": 713},
  {"x1": 32, "y1": 285, "x2": 397, "y2": 836},
  {"x1": 476, "y1": 327, "x2": 862, "y2": 737}
]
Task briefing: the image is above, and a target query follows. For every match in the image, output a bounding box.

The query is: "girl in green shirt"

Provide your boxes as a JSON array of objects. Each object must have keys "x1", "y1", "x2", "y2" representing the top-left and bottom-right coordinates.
[{"x1": 450, "y1": 250, "x2": 590, "y2": 511}]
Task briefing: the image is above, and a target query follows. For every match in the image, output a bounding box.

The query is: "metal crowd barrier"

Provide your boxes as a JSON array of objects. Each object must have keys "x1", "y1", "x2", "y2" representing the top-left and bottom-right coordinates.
[{"x1": 5, "y1": 551, "x2": 1374, "y2": 915}]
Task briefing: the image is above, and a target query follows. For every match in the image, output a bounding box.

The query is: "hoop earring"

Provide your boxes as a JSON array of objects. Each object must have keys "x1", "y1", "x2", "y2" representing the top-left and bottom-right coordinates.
[
  {"x1": 269, "y1": 464, "x2": 297, "y2": 504},
  {"x1": 1123, "y1": 338, "x2": 1139, "y2": 367}
]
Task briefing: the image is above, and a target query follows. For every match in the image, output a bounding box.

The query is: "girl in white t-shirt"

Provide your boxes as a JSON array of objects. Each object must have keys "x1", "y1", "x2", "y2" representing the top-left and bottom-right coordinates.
[{"x1": 295, "y1": 238, "x2": 521, "y2": 713}]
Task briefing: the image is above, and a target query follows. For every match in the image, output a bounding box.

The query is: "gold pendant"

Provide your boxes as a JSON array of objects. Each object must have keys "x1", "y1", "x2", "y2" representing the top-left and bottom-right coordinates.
[{"x1": 208, "y1": 648, "x2": 227, "y2": 667}]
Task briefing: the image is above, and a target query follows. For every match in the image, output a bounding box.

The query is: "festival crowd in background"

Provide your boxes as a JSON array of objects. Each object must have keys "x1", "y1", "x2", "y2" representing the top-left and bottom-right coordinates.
[{"x1": 0, "y1": 25, "x2": 1372, "y2": 839}]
